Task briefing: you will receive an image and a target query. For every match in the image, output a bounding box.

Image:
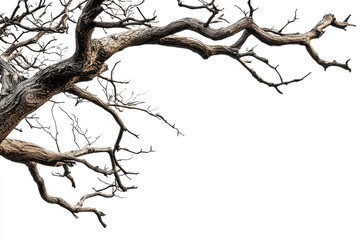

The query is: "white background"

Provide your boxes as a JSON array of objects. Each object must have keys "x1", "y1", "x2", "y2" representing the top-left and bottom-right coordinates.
[{"x1": 1, "y1": 0, "x2": 359, "y2": 239}]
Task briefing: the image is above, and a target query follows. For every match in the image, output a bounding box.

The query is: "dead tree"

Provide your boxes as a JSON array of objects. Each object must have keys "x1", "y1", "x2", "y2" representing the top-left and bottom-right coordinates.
[{"x1": 0, "y1": 0, "x2": 354, "y2": 227}]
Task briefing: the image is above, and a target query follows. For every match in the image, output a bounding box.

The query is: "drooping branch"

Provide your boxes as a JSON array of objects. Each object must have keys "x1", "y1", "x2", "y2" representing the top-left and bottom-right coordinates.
[
  {"x1": 0, "y1": 136, "x2": 139, "y2": 227},
  {"x1": 27, "y1": 162, "x2": 108, "y2": 228},
  {"x1": 305, "y1": 44, "x2": 351, "y2": 71},
  {"x1": 67, "y1": 146, "x2": 138, "y2": 183},
  {"x1": 93, "y1": 10, "x2": 354, "y2": 78},
  {"x1": 58, "y1": 106, "x2": 101, "y2": 149},
  {"x1": 0, "y1": 0, "x2": 76, "y2": 71},
  {"x1": 66, "y1": 85, "x2": 137, "y2": 144},
  {"x1": 94, "y1": 0, "x2": 157, "y2": 29},
  {"x1": 0, "y1": 0, "x2": 355, "y2": 229}
]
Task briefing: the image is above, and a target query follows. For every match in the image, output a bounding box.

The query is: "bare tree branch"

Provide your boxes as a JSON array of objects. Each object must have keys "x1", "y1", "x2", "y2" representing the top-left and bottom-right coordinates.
[
  {"x1": 27, "y1": 162, "x2": 108, "y2": 228},
  {"x1": 0, "y1": 0, "x2": 355, "y2": 228}
]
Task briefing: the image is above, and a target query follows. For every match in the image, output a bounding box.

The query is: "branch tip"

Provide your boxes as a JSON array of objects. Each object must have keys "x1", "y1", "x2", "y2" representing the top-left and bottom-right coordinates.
[{"x1": 344, "y1": 14, "x2": 351, "y2": 22}]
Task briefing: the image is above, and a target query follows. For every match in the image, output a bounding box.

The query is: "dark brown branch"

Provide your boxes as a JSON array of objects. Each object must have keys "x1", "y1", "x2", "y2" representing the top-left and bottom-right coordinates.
[
  {"x1": 2, "y1": 32, "x2": 45, "y2": 58},
  {"x1": 109, "y1": 101, "x2": 184, "y2": 136},
  {"x1": 0, "y1": 132, "x2": 140, "y2": 226},
  {"x1": 235, "y1": 0, "x2": 258, "y2": 17},
  {"x1": 177, "y1": 0, "x2": 222, "y2": 27},
  {"x1": 305, "y1": 43, "x2": 351, "y2": 71},
  {"x1": 231, "y1": 30, "x2": 251, "y2": 49},
  {"x1": 120, "y1": 147, "x2": 154, "y2": 155},
  {"x1": 150, "y1": 35, "x2": 238, "y2": 59},
  {"x1": 94, "y1": 13, "x2": 353, "y2": 70},
  {"x1": 52, "y1": 164, "x2": 76, "y2": 188},
  {"x1": 0, "y1": 0, "x2": 355, "y2": 228},
  {"x1": 75, "y1": 0, "x2": 105, "y2": 58},
  {"x1": 0, "y1": 0, "x2": 78, "y2": 73},
  {"x1": 279, "y1": 9, "x2": 299, "y2": 33},
  {"x1": 77, "y1": 192, "x2": 115, "y2": 207},
  {"x1": 149, "y1": 35, "x2": 309, "y2": 92},
  {"x1": 27, "y1": 162, "x2": 108, "y2": 228},
  {"x1": 66, "y1": 145, "x2": 138, "y2": 192},
  {"x1": 94, "y1": 15, "x2": 156, "y2": 29},
  {"x1": 58, "y1": 106, "x2": 101, "y2": 149},
  {"x1": 238, "y1": 58, "x2": 311, "y2": 94},
  {"x1": 66, "y1": 147, "x2": 118, "y2": 176},
  {"x1": 66, "y1": 85, "x2": 138, "y2": 143},
  {"x1": 247, "y1": 0, "x2": 258, "y2": 17}
]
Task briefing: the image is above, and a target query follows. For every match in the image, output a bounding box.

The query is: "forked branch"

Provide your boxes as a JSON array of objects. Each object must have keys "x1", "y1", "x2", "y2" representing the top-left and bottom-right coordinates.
[
  {"x1": 27, "y1": 162, "x2": 108, "y2": 228},
  {"x1": 0, "y1": 0, "x2": 354, "y2": 228}
]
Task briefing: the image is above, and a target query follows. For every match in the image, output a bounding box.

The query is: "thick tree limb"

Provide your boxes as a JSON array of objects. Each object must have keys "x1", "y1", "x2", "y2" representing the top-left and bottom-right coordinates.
[
  {"x1": 1, "y1": 2, "x2": 352, "y2": 142},
  {"x1": 75, "y1": 0, "x2": 105, "y2": 58},
  {"x1": 0, "y1": 58, "x2": 25, "y2": 95},
  {"x1": 0, "y1": 57, "x2": 82, "y2": 141},
  {"x1": 0, "y1": 138, "x2": 78, "y2": 166},
  {"x1": 0, "y1": 0, "x2": 354, "y2": 228},
  {"x1": 93, "y1": 13, "x2": 353, "y2": 73}
]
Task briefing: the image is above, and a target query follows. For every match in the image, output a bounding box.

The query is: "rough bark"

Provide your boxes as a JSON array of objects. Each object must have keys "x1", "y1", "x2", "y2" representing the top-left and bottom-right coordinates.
[
  {"x1": 0, "y1": 12, "x2": 352, "y2": 141},
  {"x1": 0, "y1": 0, "x2": 354, "y2": 227}
]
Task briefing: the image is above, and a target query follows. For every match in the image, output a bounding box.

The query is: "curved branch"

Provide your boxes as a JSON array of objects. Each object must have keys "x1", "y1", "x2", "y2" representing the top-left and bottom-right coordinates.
[
  {"x1": 1, "y1": 0, "x2": 73, "y2": 67},
  {"x1": 66, "y1": 147, "x2": 118, "y2": 176},
  {"x1": 27, "y1": 162, "x2": 108, "y2": 228},
  {"x1": 0, "y1": 1, "x2": 355, "y2": 228},
  {"x1": 66, "y1": 85, "x2": 138, "y2": 149},
  {"x1": 2, "y1": 32, "x2": 46, "y2": 59},
  {"x1": 75, "y1": 0, "x2": 104, "y2": 58},
  {"x1": 149, "y1": 35, "x2": 238, "y2": 59},
  {"x1": 94, "y1": 14, "x2": 353, "y2": 73},
  {"x1": 305, "y1": 43, "x2": 351, "y2": 71}
]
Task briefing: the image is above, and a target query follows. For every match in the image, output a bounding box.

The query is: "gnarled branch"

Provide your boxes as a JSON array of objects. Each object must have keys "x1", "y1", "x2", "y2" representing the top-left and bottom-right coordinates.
[{"x1": 0, "y1": 0, "x2": 354, "y2": 228}]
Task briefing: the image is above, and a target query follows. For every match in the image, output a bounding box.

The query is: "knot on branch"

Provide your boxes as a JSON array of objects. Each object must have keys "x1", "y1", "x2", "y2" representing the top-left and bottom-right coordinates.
[
  {"x1": 81, "y1": 60, "x2": 107, "y2": 79},
  {"x1": 0, "y1": 59, "x2": 24, "y2": 96}
]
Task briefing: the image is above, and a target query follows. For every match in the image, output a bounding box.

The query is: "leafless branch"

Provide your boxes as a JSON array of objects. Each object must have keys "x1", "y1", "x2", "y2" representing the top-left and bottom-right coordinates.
[
  {"x1": 119, "y1": 146, "x2": 154, "y2": 155},
  {"x1": 235, "y1": 0, "x2": 258, "y2": 17},
  {"x1": 279, "y1": 9, "x2": 299, "y2": 33},
  {"x1": 305, "y1": 43, "x2": 351, "y2": 71},
  {"x1": 59, "y1": 106, "x2": 101, "y2": 149},
  {"x1": 52, "y1": 164, "x2": 76, "y2": 188},
  {"x1": 0, "y1": 0, "x2": 355, "y2": 228},
  {"x1": 178, "y1": 0, "x2": 225, "y2": 27},
  {"x1": 27, "y1": 162, "x2": 108, "y2": 227}
]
